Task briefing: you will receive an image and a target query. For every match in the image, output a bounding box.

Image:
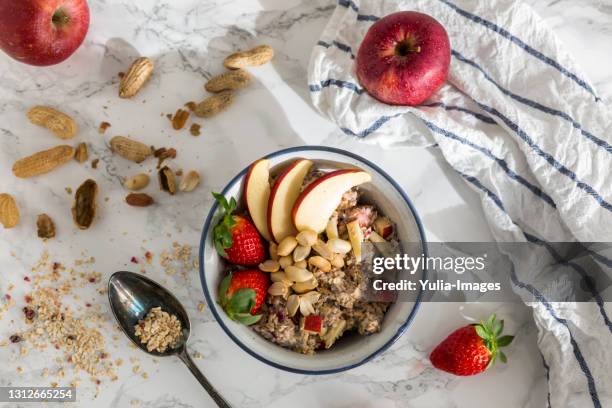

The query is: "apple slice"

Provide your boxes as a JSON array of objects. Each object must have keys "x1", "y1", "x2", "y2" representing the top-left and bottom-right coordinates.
[
  {"x1": 347, "y1": 219, "x2": 364, "y2": 263},
  {"x1": 244, "y1": 159, "x2": 272, "y2": 242},
  {"x1": 267, "y1": 159, "x2": 313, "y2": 243},
  {"x1": 292, "y1": 169, "x2": 372, "y2": 233}
]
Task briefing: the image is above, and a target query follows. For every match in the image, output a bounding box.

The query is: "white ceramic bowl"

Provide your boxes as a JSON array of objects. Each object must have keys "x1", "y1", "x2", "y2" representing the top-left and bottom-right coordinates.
[{"x1": 199, "y1": 146, "x2": 427, "y2": 374}]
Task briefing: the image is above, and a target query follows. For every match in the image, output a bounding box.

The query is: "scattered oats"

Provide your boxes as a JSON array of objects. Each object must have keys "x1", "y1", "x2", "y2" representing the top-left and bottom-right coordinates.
[
  {"x1": 131, "y1": 399, "x2": 141, "y2": 406},
  {"x1": 141, "y1": 372, "x2": 149, "y2": 379},
  {"x1": 65, "y1": 187, "x2": 73, "y2": 195},
  {"x1": 132, "y1": 365, "x2": 140, "y2": 374},
  {"x1": 91, "y1": 158, "x2": 99, "y2": 169},
  {"x1": 193, "y1": 351, "x2": 203, "y2": 359},
  {"x1": 115, "y1": 358, "x2": 123, "y2": 366},
  {"x1": 20, "y1": 345, "x2": 28, "y2": 355},
  {"x1": 50, "y1": 382, "x2": 58, "y2": 388},
  {"x1": 16, "y1": 366, "x2": 23, "y2": 373},
  {"x1": 197, "y1": 302, "x2": 205, "y2": 313},
  {"x1": 42, "y1": 368, "x2": 49, "y2": 378}
]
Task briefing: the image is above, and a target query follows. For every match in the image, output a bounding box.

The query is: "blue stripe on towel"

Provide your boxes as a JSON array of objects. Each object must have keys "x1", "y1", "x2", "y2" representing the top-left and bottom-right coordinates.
[
  {"x1": 459, "y1": 173, "x2": 602, "y2": 408},
  {"x1": 309, "y1": 79, "x2": 363, "y2": 94},
  {"x1": 337, "y1": 0, "x2": 380, "y2": 22},
  {"x1": 467, "y1": 98, "x2": 612, "y2": 212},
  {"x1": 457, "y1": 171, "x2": 506, "y2": 210},
  {"x1": 540, "y1": 353, "x2": 552, "y2": 408},
  {"x1": 509, "y1": 265, "x2": 602, "y2": 408},
  {"x1": 451, "y1": 50, "x2": 612, "y2": 153},
  {"x1": 337, "y1": 0, "x2": 358, "y2": 12},
  {"x1": 422, "y1": 120, "x2": 557, "y2": 208},
  {"x1": 317, "y1": 40, "x2": 356, "y2": 59},
  {"x1": 357, "y1": 14, "x2": 380, "y2": 22},
  {"x1": 340, "y1": 114, "x2": 402, "y2": 138},
  {"x1": 438, "y1": 0, "x2": 599, "y2": 100},
  {"x1": 422, "y1": 102, "x2": 497, "y2": 125}
]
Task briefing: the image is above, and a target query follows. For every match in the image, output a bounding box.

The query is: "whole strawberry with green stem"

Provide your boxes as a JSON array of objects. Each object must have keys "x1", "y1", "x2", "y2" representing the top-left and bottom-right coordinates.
[
  {"x1": 212, "y1": 192, "x2": 265, "y2": 266},
  {"x1": 218, "y1": 269, "x2": 270, "y2": 325},
  {"x1": 430, "y1": 314, "x2": 514, "y2": 376}
]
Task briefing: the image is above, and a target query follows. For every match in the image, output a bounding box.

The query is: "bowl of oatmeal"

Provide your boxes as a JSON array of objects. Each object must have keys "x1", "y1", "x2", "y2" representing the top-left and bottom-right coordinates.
[{"x1": 199, "y1": 146, "x2": 426, "y2": 374}]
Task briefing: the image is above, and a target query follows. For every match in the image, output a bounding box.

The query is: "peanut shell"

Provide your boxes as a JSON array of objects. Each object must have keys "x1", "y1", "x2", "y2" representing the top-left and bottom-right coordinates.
[
  {"x1": 12, "y1": 145, "x2": 75, "y2": 178},
  {"x1": 0, "y1": 194, "x2": 19, "y2": 228},
  {"x1": 27, "y1": 106, "x2": 77, "y2": 139},
  {"x1": 194, "y1": 91, "x2": 234, "y2": 118},
  {"x1": 205, "y1": 69, "x2": 251, "y2": 93},
  {"x1": 224, "y1": 45, "x2": 274, "y2": 69},
  {"x1": 119, "y1": 57, "x2": 154, "y2": 98},
  {"x1": 110, "y1": 136, "x2": 151, "y2": 163}
]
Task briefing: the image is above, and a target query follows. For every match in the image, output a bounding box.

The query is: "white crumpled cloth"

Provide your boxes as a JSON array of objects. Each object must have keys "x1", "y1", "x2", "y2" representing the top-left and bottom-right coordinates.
[{"x1": 308, "y1": 0, "x2": 612, "y2": 406}]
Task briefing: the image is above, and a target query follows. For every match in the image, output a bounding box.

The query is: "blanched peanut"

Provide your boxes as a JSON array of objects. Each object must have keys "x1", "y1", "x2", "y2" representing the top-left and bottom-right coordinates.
[
  {"x1": 331, "y1": 253, "x2": 345, "y2": 269},
  {"x1": 327, "y1": 238, "x2": 352, "y2": 254},
  {"x1": 292, "y1": 278, "x2": 318, "y2": 293},
  {"x1": 271, "y1": 272, "x2": 292, "y2": 285},
  {"x1": 277, "y1": 236, "x2": 298, "y2": 256},
  {"x1": 294, "y1": 260, "x2": 307, "y2": 269},
  {"x1": 293, "y1": 245, "x2": 311, "y2": 262},
  {"x1": 259, "y1": 260, "x2": 280, "y2": 272},
  {"x1": 285, "y1": 265, "x2": 313, "y2": 282},
  {"x1": 312, "y1": 239, "x2": 333, "y2": 260},
  {"x1": 296, "y1": 229, "x2": 317, "y2": 247},
  {"x1": 268, "y1": 281, "x2": 289, "y2": 297},
  {"x1": 279, "y1": 255, "x2": 293, "y2": 269},
  {"x1": 287, "y1": 295, "x2": 300, "y2": 317},
  {"x1": 308, "y1": 256, "x2": 331, "y2": 272}
]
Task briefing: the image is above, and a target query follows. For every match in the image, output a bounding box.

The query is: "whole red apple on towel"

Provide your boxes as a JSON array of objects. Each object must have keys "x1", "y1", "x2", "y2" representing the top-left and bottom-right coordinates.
[
  {"x1": 0, "y1": 0, "x2": 89, "y2": 66},
  {"x1": 356, "y1": 11, "x2": 450, "y2": 106}
]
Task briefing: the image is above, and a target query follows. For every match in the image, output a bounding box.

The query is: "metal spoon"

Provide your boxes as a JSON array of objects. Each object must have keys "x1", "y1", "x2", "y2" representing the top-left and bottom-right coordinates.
[{"x1": 108, "y1": 271, "x2": 231, "y2": 408}]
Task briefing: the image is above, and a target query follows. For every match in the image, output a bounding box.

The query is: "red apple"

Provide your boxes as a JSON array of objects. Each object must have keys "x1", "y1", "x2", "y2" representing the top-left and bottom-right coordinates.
[
  {"x1": 356, "y1": 11, "x2": 450, "y2": 106},
  {"x1": 0, "y1": 0, "x2": 90, "y2": 66}
]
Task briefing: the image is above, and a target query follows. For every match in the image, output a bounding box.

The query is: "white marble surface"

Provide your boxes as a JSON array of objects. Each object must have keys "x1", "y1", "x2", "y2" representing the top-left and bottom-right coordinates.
[{"x1": 0, "y1": 0, "x2": 610, "y2": 407}]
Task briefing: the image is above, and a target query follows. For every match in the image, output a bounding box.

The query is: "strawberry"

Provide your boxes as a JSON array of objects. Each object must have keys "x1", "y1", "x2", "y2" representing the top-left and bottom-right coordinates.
[
  {"x1": 430, "y1": 314, "x2": 514, "y2": 376},
  {"x1": 212, "y1": 192, "x2": 266, "y2": 266},
  {"x1": 218, "y1": 269, "x2": 270, "y2": 325}
]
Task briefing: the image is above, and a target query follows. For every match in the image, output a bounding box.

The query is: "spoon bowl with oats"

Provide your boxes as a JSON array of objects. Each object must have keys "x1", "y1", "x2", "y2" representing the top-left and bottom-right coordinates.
[{"x1": 108, "y1": 271, "x2": 231, "y2": 408}]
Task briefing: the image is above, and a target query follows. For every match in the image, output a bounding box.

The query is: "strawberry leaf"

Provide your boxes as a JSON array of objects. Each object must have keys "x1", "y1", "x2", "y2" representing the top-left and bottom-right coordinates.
[
  {"x1": 227, "y1": 288, "x2": 257, "y2": 314},
  {"x1": 234, "y1": 313, "x2": 262, "y2": 325},
  {"x1": 487, "y1": 314, "x2": 496, "y2": 331},
  {"x1": 212, "y1": 192, "x2": 238, "y2": 257},
  {"x1": 497, "y1": 335, "x2": 515, "y2": 347},
  {"x1": 218, "y1": 273, "x2": 232, "y2": 307},
  {"x1": 494, "y1": 319, "x2": 504, "y2": 336},
  {"x1": 499, "y1": 351, "x2": 508, "y2": 364},
  {"x1": 474, "y1": 324, "x2": 488, "y2": 340}
]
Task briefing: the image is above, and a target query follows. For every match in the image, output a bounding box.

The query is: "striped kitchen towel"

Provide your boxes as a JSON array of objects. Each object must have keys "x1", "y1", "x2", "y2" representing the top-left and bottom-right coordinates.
[{"x1": 308, "y1": 0, "x2": 612, "y2": 406}]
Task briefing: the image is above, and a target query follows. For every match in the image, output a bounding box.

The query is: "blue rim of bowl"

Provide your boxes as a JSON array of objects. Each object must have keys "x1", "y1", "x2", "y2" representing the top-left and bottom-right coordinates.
[{"x1": 199, "y1": 145, "x2": 428, "y2": 375}]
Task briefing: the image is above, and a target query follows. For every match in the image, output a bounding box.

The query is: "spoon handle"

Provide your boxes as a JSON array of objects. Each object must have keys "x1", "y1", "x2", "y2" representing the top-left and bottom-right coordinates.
[{"x1": 178, "y1": 348, "x2": 232, "y2": 408}]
